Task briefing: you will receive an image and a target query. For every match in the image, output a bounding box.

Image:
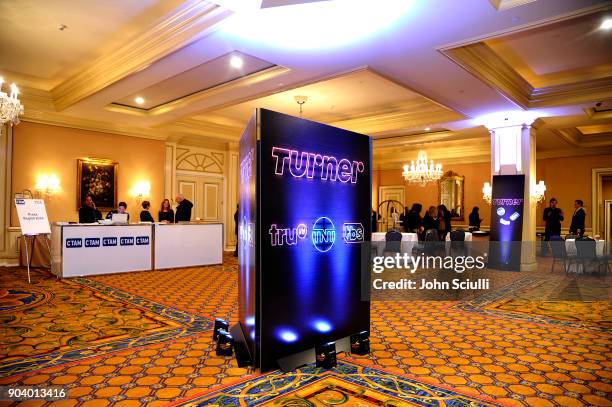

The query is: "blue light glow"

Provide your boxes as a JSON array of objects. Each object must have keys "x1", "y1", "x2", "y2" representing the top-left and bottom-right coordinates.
[
  {"x1": 313, "y1": 319, "x2": 332, "y2": 333},
  {"x1": 221, "y1": 0, "x2": 415, "y2": 49},
  {"x1": 245, "y1": 316, "x2": 255, "y2": 326},
  {"x1": 278, "y1": 329, "x2": 299, "y2": 343}
]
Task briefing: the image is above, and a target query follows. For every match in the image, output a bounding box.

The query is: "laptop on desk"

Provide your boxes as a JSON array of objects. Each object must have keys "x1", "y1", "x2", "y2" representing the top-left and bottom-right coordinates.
[{"x1": 111, "y1": 213, "x2": 128, "y2": 224}]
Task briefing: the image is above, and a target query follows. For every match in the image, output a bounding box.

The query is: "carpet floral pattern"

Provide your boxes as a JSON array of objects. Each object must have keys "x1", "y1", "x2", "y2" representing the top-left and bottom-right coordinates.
[{"x1": 0, "y1": 255, "x2": 610, "y2": 406}]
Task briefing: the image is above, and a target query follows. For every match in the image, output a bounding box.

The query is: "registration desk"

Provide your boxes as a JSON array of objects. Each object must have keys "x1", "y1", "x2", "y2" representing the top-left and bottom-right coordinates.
[
  {"x1": 51, "y1": 222, "x2": 223, "y2": 277},
  {"x1": 51, "y1": 223, "x2": 152, "y2": 277},
  {"x1": 154, "y1": 223, "x2": 223, "y2": 269}
]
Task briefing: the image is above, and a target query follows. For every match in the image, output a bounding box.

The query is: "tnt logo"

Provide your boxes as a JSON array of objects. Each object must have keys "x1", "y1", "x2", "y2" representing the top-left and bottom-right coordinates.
[
  {"x1": 136, "y1": 236, "x2": 150, "y2": 245},
  {"x1": 120, "y1": 237, "x2": 134, "y2": 246},
  {"x1": 311, "y1": 217, "x2": 335, "y2": 252},
  {"x1": 84, "y1": 238, "x2": 100, "y2": 247},
  {"x1": 269, "y1": 223, "x2": 308, "y2": 246},
  {"x1": 103, "y1": 237, "x2": 117, "y2": 246},
  {"x1": 65, "y1": 238, "x2": 82, "y2": 248},
  {"x1": 342, "y1": 223, "x2": 364, "y2": 243}
]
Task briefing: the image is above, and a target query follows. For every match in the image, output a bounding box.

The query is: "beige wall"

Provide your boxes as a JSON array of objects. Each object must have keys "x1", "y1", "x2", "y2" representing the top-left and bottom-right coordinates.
[
  {"x1": 374, "y1": 154, "x2": 612, "y2": 231},
  {"x1": 374, "y1": 161, "x2": 491, "y2": 226},
  {"x1": 535, "y1": 154, "x2": 612, "y2": 230},
  {"x1": 11, "y1": 122, "x2": 165, "y2": 225}
]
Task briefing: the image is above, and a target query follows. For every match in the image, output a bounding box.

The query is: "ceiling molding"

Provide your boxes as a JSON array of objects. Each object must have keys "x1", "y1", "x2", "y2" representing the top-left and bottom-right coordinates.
[
  {"x1": 106, "y1": 65, "x2": 290, "y2": 117},
  {"x1": 584, "y1": 107, "x2": 612, "y2": 120},
  {"x1": 159, "y1": 118, "x2": 241, "y2": 141},
  {"x1": 442, "y1": 42, "x2": 612, "y2": 109},
  {"x1": 489, "y1": 0, "x2": 537, "y2": 11},
  {"x1": 20, "y1": 111, "x2": 168, "y2": 141},
  {"x1": 51, "y1": 1, "x2": 232, "y2": 111}
]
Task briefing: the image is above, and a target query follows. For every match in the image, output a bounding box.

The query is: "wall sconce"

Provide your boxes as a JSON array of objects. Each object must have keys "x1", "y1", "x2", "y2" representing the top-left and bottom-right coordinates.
[
  {"x1": 35, "y1": 174, "x2": 60, "y2": 200},
  {"x1": 482, "y1": 182, "x2": 492, "y2": 205},
  {"x1": 132, "y1": 181, "x2": 151, "y2": 204},
  {"x1": 531, "y1": 180, "x2": 546, "y2": 204}
]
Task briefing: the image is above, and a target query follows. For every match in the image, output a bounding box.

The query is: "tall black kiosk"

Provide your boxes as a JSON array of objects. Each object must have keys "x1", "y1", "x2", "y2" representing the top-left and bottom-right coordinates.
[{"x1": 233, "y1": 109, "x2": 371, "y2": 372}]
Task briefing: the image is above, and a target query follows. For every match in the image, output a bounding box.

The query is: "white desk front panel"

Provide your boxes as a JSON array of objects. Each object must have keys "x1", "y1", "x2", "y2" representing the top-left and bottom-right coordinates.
[
  {"x1": 154, "y1": 223, "x2": 223, "y2": 269},
  {"x1": 60, "y1": 224, "x2": 152, "y2": 277}
]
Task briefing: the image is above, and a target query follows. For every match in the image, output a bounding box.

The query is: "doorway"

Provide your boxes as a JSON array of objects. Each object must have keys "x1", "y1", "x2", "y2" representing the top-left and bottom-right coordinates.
[{"x1": 176, "y1": 174, "x2": 224, "y2": 222}]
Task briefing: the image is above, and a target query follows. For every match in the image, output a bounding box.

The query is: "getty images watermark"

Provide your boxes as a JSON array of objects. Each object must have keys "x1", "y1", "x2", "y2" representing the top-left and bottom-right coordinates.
[{"x1": 371, "y1": 252, "x2": 489, "y2": 291}]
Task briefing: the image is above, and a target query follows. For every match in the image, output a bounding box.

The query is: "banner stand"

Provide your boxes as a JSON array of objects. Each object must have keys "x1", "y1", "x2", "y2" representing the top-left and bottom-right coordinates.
[
  {"x1": 14, "y1": 192, "x2": 53, "y2": 283},
  {"x1": 20, "y1": 234, "x2": 52, "y2": 284}
]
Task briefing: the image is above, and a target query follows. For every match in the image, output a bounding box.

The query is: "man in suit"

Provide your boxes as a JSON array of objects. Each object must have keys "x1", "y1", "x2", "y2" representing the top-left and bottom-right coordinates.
[
  {"x1": 175, "y1": 194, "x2": 193, "y2": 222},
  {"x1": 543, "y1": 198, "x2": 564, "y2": 240},
  {"x1": 78, "y1": 194, "x2": 102, "y2": 223},
  {"x1": 569, "y1": 199, "x2": 586, "y2": 236}
]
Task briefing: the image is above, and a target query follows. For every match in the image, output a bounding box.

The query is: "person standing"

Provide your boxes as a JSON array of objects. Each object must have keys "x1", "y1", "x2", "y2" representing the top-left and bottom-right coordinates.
[
  {"x1": 139, "y1": 201, "x2": 155, "y2": 222},
  {"x1": 569, "y1": 199, "x2": 586, "y2": 236},
  {"x1": 78, "y1": 194, "x2": 102, "y2": 223},
  {"x1": 158, "y1": 199, "x2": 174, "y2": 223},
  {"x1": 543, "y1": 198, "x2": 563, "y2": 240},
  {"x1": 422, "y1": 206, "x2": 439, "y2": 239},
  {"x1": 405, "y1": 203, "x2": 423, "y2": 234},
  {"x1": 437, "y1": 204, "x2": 451, "y2": 240},
  {"x1": 469, "y1": 206, "x2": 483, "y2": 231},
  {"x1": 175, "y1": 194, "x2": 193, "y2": 222}
]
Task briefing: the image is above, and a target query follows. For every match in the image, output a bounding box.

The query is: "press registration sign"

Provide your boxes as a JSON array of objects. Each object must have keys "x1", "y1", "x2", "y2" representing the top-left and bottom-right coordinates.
[{"x1": 15, "y1": 199, "x2": 51, "y2": 235}]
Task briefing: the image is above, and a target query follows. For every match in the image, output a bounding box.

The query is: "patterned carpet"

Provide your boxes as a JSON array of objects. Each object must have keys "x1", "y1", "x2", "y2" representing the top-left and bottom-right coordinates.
[{"x1": 0, "y1": 255, "x2": 610, "y2": 406}]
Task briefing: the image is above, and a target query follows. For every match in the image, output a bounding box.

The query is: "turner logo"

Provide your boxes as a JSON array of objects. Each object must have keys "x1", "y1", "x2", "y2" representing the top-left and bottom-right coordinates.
[
  {"x1": 271, "y1": 147, "x2": 364, "y2": 184},
  {"x1": 65, "y1": 238, "x2": 82, "y2": 248},
  {"x1": 269, "y1": 223, "x2": 308, "y2": 246},
  {"x1": 311, "y1": 217, "x2": 335, "y2": 252},
  {"x1": 342, "y1": 223, "x2": 364, "y2": 243}
]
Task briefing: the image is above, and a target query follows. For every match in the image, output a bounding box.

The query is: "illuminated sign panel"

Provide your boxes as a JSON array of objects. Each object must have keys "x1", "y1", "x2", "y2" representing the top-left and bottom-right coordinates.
[
  {"x1": 489, "y1": 175, "x2": 525, "y2": 271},
  {"x1": 236, "y1": 109, "x2": 371, "y2": 372}
]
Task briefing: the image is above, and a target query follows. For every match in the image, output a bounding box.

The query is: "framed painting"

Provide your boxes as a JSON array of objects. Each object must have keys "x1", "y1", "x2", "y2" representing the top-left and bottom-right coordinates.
[{"x1": 77, "y1": 158, "x2": 118, "y2": 210}]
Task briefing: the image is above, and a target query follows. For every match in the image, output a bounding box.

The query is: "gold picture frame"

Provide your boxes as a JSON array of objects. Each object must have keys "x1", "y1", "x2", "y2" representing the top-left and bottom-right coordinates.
[{"x1": 77, "y1": 158, "x2": 118, "y2": 211}]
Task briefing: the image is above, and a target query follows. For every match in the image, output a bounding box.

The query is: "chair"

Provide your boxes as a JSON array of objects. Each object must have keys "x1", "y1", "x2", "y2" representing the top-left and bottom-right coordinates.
[
  {"x1": 449, "y1": 229, "x2": 466, "y2": 257},
  {"x1": 414, "y1": 229, "x2": 439, "y2": 257},
  {"x1": 384, "y1": 230, "x2": 402, "y2": 254},
  {"x1": 549, "y1": 235, "x2": 567, "y2": 273},
  {"x1": 576, "y1": 237, "x2": 609, "y2": 275}
]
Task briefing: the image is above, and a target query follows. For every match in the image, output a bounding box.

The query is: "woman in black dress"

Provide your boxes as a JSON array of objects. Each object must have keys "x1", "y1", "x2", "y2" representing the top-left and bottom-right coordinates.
[{"x1": 158, "y1": 198, "x2": 175, "y2": 223}]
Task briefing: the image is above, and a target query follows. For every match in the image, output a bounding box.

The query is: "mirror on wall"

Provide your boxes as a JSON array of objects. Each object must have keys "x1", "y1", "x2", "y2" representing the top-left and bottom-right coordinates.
[{"x1": 438, "y1": 171, "x2": 464, "y2": 221}]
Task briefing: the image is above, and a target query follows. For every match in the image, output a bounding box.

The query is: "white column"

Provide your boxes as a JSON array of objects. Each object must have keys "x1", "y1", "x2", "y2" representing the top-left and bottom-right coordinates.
[
  {"x1": 164, "y1": 142, "x2": 177, "y2": 200},
  {"x1": 489, "y1": 122, "x2": 537, "y2": 272}
]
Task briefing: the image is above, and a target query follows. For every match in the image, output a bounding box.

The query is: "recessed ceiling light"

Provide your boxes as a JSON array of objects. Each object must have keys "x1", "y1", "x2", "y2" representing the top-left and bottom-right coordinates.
[
  {"x1": 424, "y1": 127, "x2": 431, "y2": 131},
  {"x1": 230, "y1": 55, "x2": 243, "y2": 68},
  {"x1": 134, "y1": 96, "x2": 145, "y2": 105},
  {"x1": 600, "y1": 18, "x2": 612, "y2": 30}
]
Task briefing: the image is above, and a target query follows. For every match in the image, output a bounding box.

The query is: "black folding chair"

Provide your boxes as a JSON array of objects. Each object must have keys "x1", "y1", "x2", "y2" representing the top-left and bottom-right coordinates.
[
  {"x1": 549, "y1": 235, "x2": 567, "y2": 273},
  {"x1": 384, "y1": 230, "x2": 402, "y2": 255}
]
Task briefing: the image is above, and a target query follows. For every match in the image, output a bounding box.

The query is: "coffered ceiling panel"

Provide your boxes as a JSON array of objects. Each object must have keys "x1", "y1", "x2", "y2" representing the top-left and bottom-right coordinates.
[{"x1": 113, "y1": 52, "x2": 276, "y2": 110}]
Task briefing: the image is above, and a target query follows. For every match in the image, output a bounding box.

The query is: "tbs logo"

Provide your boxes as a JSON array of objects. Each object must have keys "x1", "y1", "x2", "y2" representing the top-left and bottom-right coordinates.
[
  {"x1": 342, "y1": 223, "x2": 364, "y2": 243},
  {"x1": 311, "y1": 217, "x2": 335, "y2": 252}
]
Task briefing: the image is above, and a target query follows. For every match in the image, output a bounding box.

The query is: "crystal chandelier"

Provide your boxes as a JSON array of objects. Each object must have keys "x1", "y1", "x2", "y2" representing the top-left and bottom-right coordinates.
[
  {"x1": 0, "y1": 76, "x2": 24, "y2": 128},
  {"x1": 402, "y1": 150, "x2": 443, "y2": 186}
]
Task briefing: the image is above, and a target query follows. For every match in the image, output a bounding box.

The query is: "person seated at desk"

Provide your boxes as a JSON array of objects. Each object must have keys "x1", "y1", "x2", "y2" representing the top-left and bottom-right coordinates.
[
  {"x1": 78, "y1": 194, "x2": 102, "y2": 223},
  {"x1": 175, "y1": 194, "x2": 193, "y2": 222},
  {"x1": 106, "y1": 201, "x2": 130, "y2": 221},
  {"x1": 139, "y1": 200, "x2": 154, "y2": 222},
  {"x1": 159, "y1": 199, "x2": 174, "y2": 223}
]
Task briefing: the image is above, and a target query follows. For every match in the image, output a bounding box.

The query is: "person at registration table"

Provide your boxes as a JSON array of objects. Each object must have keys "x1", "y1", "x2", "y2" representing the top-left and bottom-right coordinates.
[
  {"x1": 175, "y1": 194, "x2": 193, "y2": 222},
  {"x1": 78, "y1": 194, "x2": 102, "y2": 223},
  {"x1": 106, "y1": 201, "x2": 130, "y2": 221},
  {"x1": 158, "y1": 198, "x2": 175, "y2": 223}
]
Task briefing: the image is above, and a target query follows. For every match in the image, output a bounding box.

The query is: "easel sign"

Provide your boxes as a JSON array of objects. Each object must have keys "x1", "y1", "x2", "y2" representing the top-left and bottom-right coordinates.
[{"x1": 15, "y1": 199, "x2": 51, "y2": 235}]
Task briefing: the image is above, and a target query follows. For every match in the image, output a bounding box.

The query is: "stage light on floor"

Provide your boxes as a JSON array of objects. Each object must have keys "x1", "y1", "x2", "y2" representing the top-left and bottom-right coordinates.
[
  {"x1": 350, "y1": 331, "x2": 370, "y2": 355},
  {"x1": 213, "y1": 318, "x2": 229, "y2": 340},
  {"x1": 315, "y1": 341, "x2": 337, "y2": 369},
  {"x1": 313, "y1": 319, "x2": 332, "y2": 333},
  {"x1": 278, "y1": 329, "x2": 298, "y2": 343},
  {"x1": 216, "y1": 329, "x2": 234, "y2": 356}
]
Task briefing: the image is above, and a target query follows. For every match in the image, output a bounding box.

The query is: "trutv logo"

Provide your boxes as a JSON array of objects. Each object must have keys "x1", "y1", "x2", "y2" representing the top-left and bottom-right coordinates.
[
  {"x1": 269, "y1": 217, "x2": 364, "y2": 252},
  {"x1": 66, "y1": 236, "x2": 149, "y2": 248}
]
